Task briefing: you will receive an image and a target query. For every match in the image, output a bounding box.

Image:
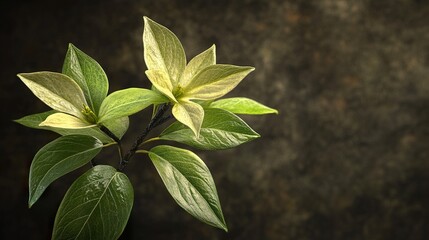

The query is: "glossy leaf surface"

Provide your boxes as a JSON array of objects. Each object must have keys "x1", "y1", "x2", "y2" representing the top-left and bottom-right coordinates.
[
  {"x1": 210, "y1": 97, "x2": 278, "y2": 115},
  {"x1": 18, "y1": 72, "x2": 87, "y2": 119},
  {"x1": 29, "y1": 135, "x2": 103, "y2": 207},
  {"x1": 52, "y1": 165, "x2": 133, "y2": 240},
  {"x1": 148, "y1": 145, "x2": 227, "y2": 231},
  {"x1": 161, "y1": 108, "x2": 260, "y2": 150},
  {"x1": 62, "y1": 44, "x2": 109, "y2": 114}
]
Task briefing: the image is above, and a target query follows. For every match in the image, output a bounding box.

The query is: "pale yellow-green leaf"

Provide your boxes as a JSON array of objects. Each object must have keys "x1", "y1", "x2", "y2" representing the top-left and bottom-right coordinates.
[
  {"x1": 145, "y1": 69, "x2": 177, "y2": 102},
  {"x1": 143, "y1": 16, "x2": 186, "y2": 87},
  {"x1": 172, "y1": 101, "x2": 204, "y2": 137},
  {"x1": 180, "y1": 45, "x2": 216, "y2": 88},
  {"x1": 17, "y1": 72, "x2": 87, "y2": 119},
  {"x1": 182, "y1": 64, "x2": 254, "y2": 100},
  {"x1": 40, "y1": 113, "x2": 94, "y2": 129}
]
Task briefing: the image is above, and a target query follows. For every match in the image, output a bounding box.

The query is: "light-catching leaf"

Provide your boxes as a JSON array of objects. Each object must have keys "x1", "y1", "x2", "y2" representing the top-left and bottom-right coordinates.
[
  {"x1": 172, "y1": 100, "x2": 204, "y2": 137},
  {"x1": 15, "y1": 111, "x2": 128, "y2": 143},
  {"x1": 180, "y1": 44, "x2": 216, "y2": 87},
  {"x1": 40, "y1": 113, "x2": 95, "y2": 129},
  {"x1": 98, "y1": 88, "x2": 168, "y2": 123},
  {"x1": 52, "y1": 165, "x2": 133, "y2": 240},
  {"x1": 183, "y1": 64, "x2": 254, "y2": 100},
  {"x1": 28, "y1": 135, "x2": 103, "y2": 207},
  {"x1": 161, "y1": 108, "x2": 260, "y2": 150},
  {"x1": 17, "y1": 72, "x2": 87, "y2": 119},
  {"x1": 210, "y1": 97, "x2": 278, "y2": 115},
  {"x1": 145, "y1": 69, "x2": 177, "y2": 102},
  {"x1": 143, "y1": 16, "x2": 186, "y2": 86},
  {"x1": 62, "y1": 44, "x2": 109, "y2": 115},
  {"x1": 148, "y1": 145, "x2": 227, "y2": 231}
]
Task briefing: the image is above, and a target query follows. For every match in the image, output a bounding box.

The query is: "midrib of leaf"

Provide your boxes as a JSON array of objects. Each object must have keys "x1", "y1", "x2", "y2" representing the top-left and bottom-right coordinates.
[
  {"x1": 156, "y1": 154, "x2": 222, "y2": 227},
  {"x1": 74, "y1": 172, "x2": 118, "y2": 239},
  {"x1": 32, "y1": 146, "x2": 101, "y2": 203},
  {"x1": 73, "y1": 51, "x2": 95, "y2": 112}
]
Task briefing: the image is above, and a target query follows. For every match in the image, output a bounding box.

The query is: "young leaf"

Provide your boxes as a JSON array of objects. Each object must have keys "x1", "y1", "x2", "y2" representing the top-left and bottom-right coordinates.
[
  {"x1": 143, "y1": 16, "x2": 186, "y2": 86},
  {"x1": 62, "y1": 44, "x2": 109, "y2": 115},
  {"x1": 145, "y1": 69, "x2": 177, "y2": 102},
  {"x1": 15, "y1": 111, "x2": 128, "y2": 143},
  {"x1": 172, "y1": 100, "x2": 204, "y2": 137},
  {"x1": 148, "y1": 145, "x2": 227, "y2": 231},
  {"x1": 52, "y1": 165, "x2": 133, "y2": 240},
  {"x1": 182, "y1": 64, "x2": 254, "y2": 100},
  {"x1": 179, "y1": 44, "x2": 216, "y2": 87},
  {"x1": 210, "y1": 97, "x2": 278, "y2": 115},
  {"x1": 161, "y1": 108, "x2": 260, "y2": 150},
  {"x1": 98, "y1": 88, "x2": 168, "y2": 123},
  {"x1": 28, "y1": 135, "x2": 103, "y2": 207},
  {"x1": 17, "y1": 72, "x2": 87, "y2": 119},
  {"x1": 40, "y1": 113, "x2": 95, "y2": 129}
]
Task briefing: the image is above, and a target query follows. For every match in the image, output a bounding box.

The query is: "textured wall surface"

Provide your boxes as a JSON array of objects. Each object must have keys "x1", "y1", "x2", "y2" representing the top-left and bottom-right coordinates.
[{"x1": 1, "y1": 0, "x2": 429, "y2": 239}]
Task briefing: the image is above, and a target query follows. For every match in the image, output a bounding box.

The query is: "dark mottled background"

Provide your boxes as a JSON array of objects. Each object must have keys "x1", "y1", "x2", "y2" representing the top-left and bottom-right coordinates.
[{"x1": 1, "y1": 0, "x2": 429, "y2": 239}]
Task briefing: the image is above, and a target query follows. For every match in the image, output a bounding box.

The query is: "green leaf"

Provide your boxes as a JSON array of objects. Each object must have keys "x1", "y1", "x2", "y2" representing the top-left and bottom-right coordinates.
[
  {"x1": 15, "y1": 111, "x2": 128, "y2": 143},
  {"x1": 102, "y1": 116, "x2": 129, "y2": 140},
  {"x1": 98, "y1": 88, "x2": 168, "y2": 123},
  {"x1": 28, "y1": 135, "x2": 103, "y2": 207},
  {"x1": 182, "y1": 64, "x2": 254, "y2": 100},
  {"x1": 210, "y1": 97, "x2": 278, "y2": 115},
  {"x1": 62, "y1": 44, "x2": 109, "y2": 115},
  {"x1": 40, "y1": 113, "x2": 95, "y2": 129},
  {"x1": 148, "y1": 145, "x2": 227, "y2": 231},
  {"x1": 17, "y1": 72, "x2": 88, "y2": 119},
  {"x1": 145, "y1": 69, "x2": 177, "y2": 102},
  {"x1": 172, "y1": 100, "x2": 204, "y2": 137},
  {"x1": 160, "y1": 108, "x2": 260, "y2": 150},
  {"x1": 52, "y1": 165, "x2": 133, "y2": 240},
  {"x1": 179, "y1": 44, "x2": 216, "y2": 87},
  {"x1": 143, "y1": 16, "x2": 186, "y2": 86}
]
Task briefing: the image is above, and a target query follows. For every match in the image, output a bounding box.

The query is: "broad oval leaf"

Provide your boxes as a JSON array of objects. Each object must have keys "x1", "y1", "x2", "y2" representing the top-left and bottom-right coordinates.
[
  {"x1": 172, "y1": 100, "x2": 204, "y2": 137},
  {"x1": 210, "y1": 97, "x2": 278, "y2": 115},
  {"x1": 62, "y1": 44, "x2": 109, "y2": 115},
  {"x1": 17, "y1": 72, "x2": 87, "y2": 119},
  {"x1": 148, "y1": 145, "x2": 227, "y2": 231},
  {"x1": 145, "y1": 69, "x2": 177, "y2": 102},
  {"x1": 143, "y1": 16, "x2": 186, "y2": 87},
  {"x1": 98, "y1": 88, "x2": 168, "y2": 123},
  {"x1": 182, "y1": 64, "x2": 254, "y2": 100},
  {"x1": 15, "y1": 112, "x2": 128, "y2": 143},
  {"x1": 29, "y1": 135, "x2": 103, "y2": 207},
  {"x1": 52, "y1": 165, "x2": 134, "y2": 240},
  {"x1": 179, "y1": 44, "x2": 216, "y2": 88},
  {"x1": 161, "y1": 108, "x2": 260, "y2": 150},
  {"x1": 40, "y1": 113, "x2": 95, "y2": 129}
]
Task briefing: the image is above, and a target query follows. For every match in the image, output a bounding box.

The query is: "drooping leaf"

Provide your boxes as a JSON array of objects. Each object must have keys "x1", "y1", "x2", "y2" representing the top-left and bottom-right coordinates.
[
  {"x1": 172, "y1": 100, "x2": 204, "y2": 137},
  {"x1": 145, "y1": 69, "x2": 177, "y2": 102},
  {"x1": 39, "y1": 113, "x2": 95, "y2": 129},
  {"x1": 161, "y1": 108, "x2": 260, "y2": 150},
  {"x1": 28, "y1": 135, "x2": 103, "y2": 207},
  {"x1": 148, "y1": 145, "x2": 227, "y2": 231},
  {"x1": 182, "y1": 64, "x2": 254, "y2": 100},
  {"x1": 17, "y1": 72, "x2": 87, "y2": 119},
  {"x1": 62, "y1": 44, "x2": 109, "y2": 114},
  {"x1": 98, "y1": 88, "x2": 168, "y2": 123},
  {"x1": 52, "y1": 165, "x2": 133, "y2": 240},
  {"x1": 102, "y1": 116, "x2": 129, "y2": 140},
  {"x1": 15, "y1": 111, "x2": 128, "y2": 143},
  {"x1": 143, "y1": 16, "x2": 186, "y2": 86},
  {"x1": 179, "y1": 44, "x2": 216, "y2": 87},
  {"x1": 210, "y1": 97, "x2": 278, "y2": 115}
]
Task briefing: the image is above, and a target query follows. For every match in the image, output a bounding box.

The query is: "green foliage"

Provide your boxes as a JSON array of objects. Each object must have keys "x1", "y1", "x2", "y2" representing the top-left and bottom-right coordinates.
[{"x1": 16, "y1": 16, "x2": 277, "y2": 238}]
